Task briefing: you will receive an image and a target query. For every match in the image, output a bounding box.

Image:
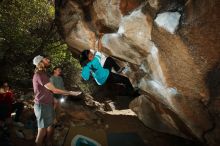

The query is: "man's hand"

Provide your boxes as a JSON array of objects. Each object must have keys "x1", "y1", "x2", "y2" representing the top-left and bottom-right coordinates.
[{"x1": 69, "y1": 91, "x2": 82, "y2": 96}]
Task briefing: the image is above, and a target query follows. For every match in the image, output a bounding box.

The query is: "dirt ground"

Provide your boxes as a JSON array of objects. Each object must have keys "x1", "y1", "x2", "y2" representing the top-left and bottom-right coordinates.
[{"x1": 1, "y1": 92, "x2": 204, "y2": 146}]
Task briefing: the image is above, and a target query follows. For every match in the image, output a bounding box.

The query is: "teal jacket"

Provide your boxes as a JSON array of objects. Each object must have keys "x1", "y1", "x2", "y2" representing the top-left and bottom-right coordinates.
[{"x1": 81, "y1": 52, "x2": 109, "y2": 85}]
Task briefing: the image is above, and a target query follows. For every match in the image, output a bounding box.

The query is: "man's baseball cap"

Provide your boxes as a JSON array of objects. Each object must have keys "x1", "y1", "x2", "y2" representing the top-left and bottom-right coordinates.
[{"x1": 33, "y1": 55, "x2": 44, "y2": 66}]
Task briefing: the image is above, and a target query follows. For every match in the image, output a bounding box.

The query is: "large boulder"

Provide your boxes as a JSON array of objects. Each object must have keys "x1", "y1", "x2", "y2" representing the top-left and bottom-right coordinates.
[
  {"x1": 55, "y1": 0, "x2": 220, "y2": 145},
  {"x1": 57, "y1": 0, "x2": 96, "y2": 51}
]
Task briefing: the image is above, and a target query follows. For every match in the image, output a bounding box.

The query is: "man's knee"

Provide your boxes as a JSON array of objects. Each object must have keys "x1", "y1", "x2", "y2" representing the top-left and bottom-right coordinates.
[
  {"x1": 41, "y1": 129, "x2": 47, "y2": 136},
  {"x1": 47, "y1": 126, "x2": 54, "y2": 135},
  {"x1": 37, "y1": 128, "x2": 47, "y2": 138}
]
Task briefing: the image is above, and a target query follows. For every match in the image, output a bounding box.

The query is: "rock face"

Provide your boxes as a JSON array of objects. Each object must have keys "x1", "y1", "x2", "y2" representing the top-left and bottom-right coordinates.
[{"x1": 55, "y1": 0, "x2": 220, "y2": 145}]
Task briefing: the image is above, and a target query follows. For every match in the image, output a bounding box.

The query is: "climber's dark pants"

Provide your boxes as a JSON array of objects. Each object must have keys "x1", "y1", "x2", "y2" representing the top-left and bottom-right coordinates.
[
  {"x1": 103, "y1": 57, "x2": 120, "y2": 72},
  {"x1": 103, "y1": 57, "x2": 137, "y2": 96},
  {"x1": 106, "y1": 72, "x2": 134, "y2": 94}
]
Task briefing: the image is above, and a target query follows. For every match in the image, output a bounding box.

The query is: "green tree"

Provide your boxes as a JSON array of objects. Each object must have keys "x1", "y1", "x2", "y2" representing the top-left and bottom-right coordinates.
[
  {"x1": 0, "y1": 0, "x2": 60, "y2": 82},
  {"x1": 0, "y1": 0, "x2": 96, "y2": 94}
]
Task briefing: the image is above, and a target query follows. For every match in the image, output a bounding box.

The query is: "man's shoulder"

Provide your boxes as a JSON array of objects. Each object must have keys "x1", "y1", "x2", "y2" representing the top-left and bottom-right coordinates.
[
  {"x1": 50, "y1": 75, "x2": 55, "y2": 79},
  {"x1": 33, "y1": 72, "x2": 40, "y2": 78},
  {"x1": 50, "y1": 75, "x2": 62, "y2": 79},
  {"x1": 33, "y1": 71, "x2": 48, "y2": 80},
  {"x1": 34, "y1": 70, "x2": 45, "y2": 75},
  {"x1": 50, "y1": 76, "x2": 63, "y2": 83}
]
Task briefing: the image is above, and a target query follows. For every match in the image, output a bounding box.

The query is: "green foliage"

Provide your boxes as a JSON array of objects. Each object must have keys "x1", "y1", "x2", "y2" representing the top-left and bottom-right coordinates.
[
  {"x1": 0, "y1": 0, "x2": 96, "y2": 93},
  {"x1": 0, "y1": 0, "x2": 57, "y2": 81},
  {"x1": 0, "y1": 0, "x2": 52, "y2": 52}
]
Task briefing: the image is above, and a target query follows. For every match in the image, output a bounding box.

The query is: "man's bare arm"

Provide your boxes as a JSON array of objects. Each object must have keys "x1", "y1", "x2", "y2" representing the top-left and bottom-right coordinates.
[{"x1": 44, "y1": 82, "x2": 81, "y2": 96}]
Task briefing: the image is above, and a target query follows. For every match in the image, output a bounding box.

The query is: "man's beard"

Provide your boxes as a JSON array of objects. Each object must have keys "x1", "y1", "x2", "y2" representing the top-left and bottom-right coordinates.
[
  {"x1": 46, "y1": 64, "x2": 51, "y2": 68},
  {"x1": 45, "y1": 63, "x2": 51, "y2": 68}
]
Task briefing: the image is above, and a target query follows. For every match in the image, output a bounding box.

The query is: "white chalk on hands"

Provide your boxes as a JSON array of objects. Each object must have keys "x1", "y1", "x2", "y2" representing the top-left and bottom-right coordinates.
[{"x1": 70, "y1": 91, "x2": 82, "y2": 96}]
